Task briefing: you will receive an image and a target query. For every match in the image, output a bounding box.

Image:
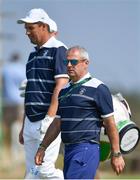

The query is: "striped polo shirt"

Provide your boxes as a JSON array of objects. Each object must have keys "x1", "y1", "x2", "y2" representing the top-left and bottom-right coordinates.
[
  {"x1": 58, "y1": 73, "x2": 114, "y2": 144},
  {"x1": 25, "y1": 36, "x2": 69, "y2": 122}
]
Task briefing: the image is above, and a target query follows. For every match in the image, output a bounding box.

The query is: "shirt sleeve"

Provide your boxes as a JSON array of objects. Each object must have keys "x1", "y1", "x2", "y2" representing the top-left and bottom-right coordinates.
[
  {"x1": 54, "y1": 46, "x2": 69, "y2": 79},
  {"x1": 95, "y1": 84, "x2": 114, "y2": 118}
]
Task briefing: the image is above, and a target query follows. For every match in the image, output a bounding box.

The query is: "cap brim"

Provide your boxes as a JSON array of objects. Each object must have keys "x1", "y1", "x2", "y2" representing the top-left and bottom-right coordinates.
[{"x1": 17, "y1": 18, "x2": 38, "y2": 24}]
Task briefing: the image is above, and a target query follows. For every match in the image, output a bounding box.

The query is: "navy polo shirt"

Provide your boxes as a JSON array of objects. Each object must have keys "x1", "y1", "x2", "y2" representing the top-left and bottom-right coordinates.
[
  {"x1": 58, "y1": 73, "x2": 114, "y2": 144},
  {"x1": 25, "y1": 37, "x2": 68, "y2": 122}
]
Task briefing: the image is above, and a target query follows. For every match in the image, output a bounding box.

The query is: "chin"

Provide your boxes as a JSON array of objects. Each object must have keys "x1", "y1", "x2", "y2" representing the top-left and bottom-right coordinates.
[
  {"x1": 31, "y1": 41, "x2": 36, "y2": 45},
  {"x1": 29, "y1": 38, "x2": 36, "y2": 45},
  {"x1": 68, "y1": 73, "x2": 74, "y2": 78}
]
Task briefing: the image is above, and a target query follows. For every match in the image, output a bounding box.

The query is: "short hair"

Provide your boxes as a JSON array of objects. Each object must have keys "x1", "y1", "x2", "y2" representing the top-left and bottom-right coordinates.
[{"x1": 66, "y1": 45, "x2": 90, "y2": 61}]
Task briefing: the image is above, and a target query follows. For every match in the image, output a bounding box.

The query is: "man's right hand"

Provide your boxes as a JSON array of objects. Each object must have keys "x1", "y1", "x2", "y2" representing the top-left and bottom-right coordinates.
[{"x1": 19, "y1": 128, "x2": 24, "y2": 144}]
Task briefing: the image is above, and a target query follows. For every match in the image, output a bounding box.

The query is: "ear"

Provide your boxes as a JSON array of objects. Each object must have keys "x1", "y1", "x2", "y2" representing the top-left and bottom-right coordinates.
[
  {"x1": 85, "y1": 60, "x2": 89, "y2": 65},
  {"x1": 41, "y1": 23, "x2": 48, "y2": 31}
]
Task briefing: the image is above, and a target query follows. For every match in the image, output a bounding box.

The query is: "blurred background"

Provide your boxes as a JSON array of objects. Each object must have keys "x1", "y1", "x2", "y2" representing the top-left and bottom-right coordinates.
[{"x1": 0, "y1": 0, "x2": 140, "y2": 179}]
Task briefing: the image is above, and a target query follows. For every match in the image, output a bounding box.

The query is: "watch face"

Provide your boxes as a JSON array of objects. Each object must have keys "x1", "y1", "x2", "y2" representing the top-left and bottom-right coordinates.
[
  {"x1": 120, "y1": 128, "x2": 139, "y2": 153},
  {"x1": 111, "y1": 152, "x2": 121, "y2": 157}
]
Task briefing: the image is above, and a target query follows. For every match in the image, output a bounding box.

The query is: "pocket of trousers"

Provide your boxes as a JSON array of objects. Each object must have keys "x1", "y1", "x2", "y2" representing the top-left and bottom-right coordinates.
[{"x1": 74, "y1": 147, "x2": 89, "y2": 167}]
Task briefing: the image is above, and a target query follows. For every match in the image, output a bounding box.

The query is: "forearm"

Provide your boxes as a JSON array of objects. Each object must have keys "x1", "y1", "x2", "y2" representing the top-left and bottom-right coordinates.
[
  {"x1": 47, "y1": 88, "x2": 60, "y2": 117},
  {"x1": 19, "y1": 112, "x2": 26, "y2": 144},
  {"x1": 103, "y1": 116, "x2": 120, "y2": 152},
  {"x1": 22, "y1": 112, "x2": 26, "y2": 129},
  {"x1": 103, "y1": 116, "x2": 125, "y2": 175}
]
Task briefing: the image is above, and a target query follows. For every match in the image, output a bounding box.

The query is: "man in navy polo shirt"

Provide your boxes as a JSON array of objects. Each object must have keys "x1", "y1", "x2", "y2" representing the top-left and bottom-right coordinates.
[
  {"x1": 35, "y1": 46, "x2": 125, "y2": 179},
  {"x1": 17, "y1": 8, "x2": 69, "y2": 179}
]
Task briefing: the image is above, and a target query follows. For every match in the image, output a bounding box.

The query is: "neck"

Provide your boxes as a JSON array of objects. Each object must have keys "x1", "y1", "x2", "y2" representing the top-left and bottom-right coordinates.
[
  {"x1": 71, "y1": 73, "x2": 88, "y2": 83},
  {"x1": 71, "y1": 77, "x2": 80, "y2": 83},
  {"x1": 38, "y1": 34, "x2": 54, "y2": 48}
]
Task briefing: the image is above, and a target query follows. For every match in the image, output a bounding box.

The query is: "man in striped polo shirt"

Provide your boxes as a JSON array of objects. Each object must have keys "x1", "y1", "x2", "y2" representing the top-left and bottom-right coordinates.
[
  {"x1": 35, "y1": 46, "x2": 125, "y2": 179},
  {"x1": 17, "y1": 8, "x2": 69, "y2": 179}
]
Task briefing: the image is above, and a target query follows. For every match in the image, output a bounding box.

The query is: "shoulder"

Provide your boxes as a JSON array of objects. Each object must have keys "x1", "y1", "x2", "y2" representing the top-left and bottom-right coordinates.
[
  {"x1": 84, "y1": 77, "x2": 104, "y2": 88},
  {"x1": 53, "y1": 39, "x2": 67, "y2": 49},
  {"x1": 46, "y1": 38, "x2": 67, "y2": 49},
  {"x1": 84, "y1": 78, "x2": 111, "y2": 95}
]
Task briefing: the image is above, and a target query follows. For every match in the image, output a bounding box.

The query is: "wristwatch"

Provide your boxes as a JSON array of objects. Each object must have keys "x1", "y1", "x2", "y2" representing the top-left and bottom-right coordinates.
[{"x1": 111, "y1": 151, "x2": 122, "y2": 157}]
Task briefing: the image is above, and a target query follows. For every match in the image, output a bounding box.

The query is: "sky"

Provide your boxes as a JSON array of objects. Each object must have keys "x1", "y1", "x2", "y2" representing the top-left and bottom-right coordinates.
[{"x1": 1, "y1": 0, "x2": 140, "y2": 94}]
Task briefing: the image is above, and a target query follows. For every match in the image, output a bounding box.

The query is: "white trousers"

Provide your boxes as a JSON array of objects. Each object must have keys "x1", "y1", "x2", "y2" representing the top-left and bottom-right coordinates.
[{"x1": 23, "y1": 117, "x2": 63, "y2": 179}]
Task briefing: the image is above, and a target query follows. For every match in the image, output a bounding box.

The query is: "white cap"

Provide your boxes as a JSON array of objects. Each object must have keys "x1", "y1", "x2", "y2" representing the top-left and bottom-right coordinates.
[
  {"x1": 17, "y1": 8, "x2": 57, "y2": 32},
  {"x1": 49, "y1": 19, "x2": 57, "y2": 32}
]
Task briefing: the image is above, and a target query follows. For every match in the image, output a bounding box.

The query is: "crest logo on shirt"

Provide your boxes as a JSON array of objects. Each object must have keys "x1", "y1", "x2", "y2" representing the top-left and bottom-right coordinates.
[
  {"x1": 43, "y1": 50, "x2": 48, "y2": 56},
  {"x1": 79, "y1": 88, "x2": 86, "y2": 95}
]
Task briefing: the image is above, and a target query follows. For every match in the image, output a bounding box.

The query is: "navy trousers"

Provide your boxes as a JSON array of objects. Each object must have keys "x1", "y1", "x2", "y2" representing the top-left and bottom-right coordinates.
[{"x1": 64, "y1": 142, "x2": 100, "y2": 179}]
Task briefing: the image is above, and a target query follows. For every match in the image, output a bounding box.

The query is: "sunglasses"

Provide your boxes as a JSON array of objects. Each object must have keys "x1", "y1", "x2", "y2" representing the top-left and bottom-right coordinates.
[{"x1": 63, "y1": 59, "x2": 86, "y2": 66}]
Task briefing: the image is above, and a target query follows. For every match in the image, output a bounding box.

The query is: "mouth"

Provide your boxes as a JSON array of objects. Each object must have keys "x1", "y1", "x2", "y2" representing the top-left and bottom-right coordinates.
[{"x1": 68, "y1": 69, "x2": 74, "y2": 73}]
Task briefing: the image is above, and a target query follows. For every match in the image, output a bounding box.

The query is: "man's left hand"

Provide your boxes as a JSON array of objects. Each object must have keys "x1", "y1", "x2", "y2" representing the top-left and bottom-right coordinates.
[{"x1": 111, "y1": 156, "x2": 125, "y2": 175}]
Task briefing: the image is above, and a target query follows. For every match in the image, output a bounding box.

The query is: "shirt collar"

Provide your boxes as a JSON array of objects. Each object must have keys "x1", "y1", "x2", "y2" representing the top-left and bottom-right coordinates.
[
  {"x1": 34, "y1": 36, "x2": 67, "y2": 51},
  {"x1": 41, "y1": 36, "x2": 56, "y2": 48}
]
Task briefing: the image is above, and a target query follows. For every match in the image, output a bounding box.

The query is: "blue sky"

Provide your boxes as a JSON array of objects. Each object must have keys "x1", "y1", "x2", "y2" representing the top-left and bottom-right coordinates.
[{"x1": 1, "y1": 0, "x2": 140, "y2": 94}]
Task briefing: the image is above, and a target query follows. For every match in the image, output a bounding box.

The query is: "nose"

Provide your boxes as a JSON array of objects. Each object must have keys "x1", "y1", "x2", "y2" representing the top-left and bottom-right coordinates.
[
  {"x1": 67, "y1": 60, "x2": 72, "y2": 67},
  {"x1": 26, "y1": 30, "x2": 30, "y2": 35},
  {"x1": 25, "y1": 28, "x2": 31, "y2": 35}
]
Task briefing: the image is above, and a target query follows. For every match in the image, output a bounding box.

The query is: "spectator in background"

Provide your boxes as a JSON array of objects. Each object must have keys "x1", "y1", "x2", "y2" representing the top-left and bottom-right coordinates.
[{"x1": 2, "y1": 52, "x2": 26, "y2": 160}]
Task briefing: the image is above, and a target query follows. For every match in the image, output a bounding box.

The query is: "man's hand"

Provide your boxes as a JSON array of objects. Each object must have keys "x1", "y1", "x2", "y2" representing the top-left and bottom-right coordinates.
[
  {"x1": 35, "y1": 148, "x2": 45, "y2": 165},
  {"x1": 111, "y1": 155, "x2": 125, "y2": 175}
]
